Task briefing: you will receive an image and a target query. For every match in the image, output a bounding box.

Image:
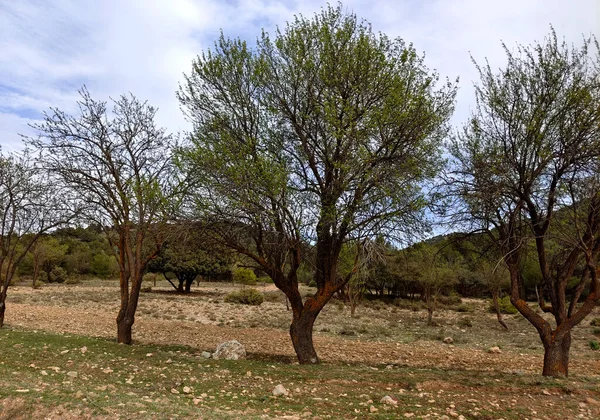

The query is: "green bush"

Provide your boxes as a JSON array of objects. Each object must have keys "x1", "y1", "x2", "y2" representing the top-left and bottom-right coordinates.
[
  {"x1": 49, "y1": 266, "x2": 68, "y2": 283},
  {"x1": 233, "y1": 267, "x2": 257, "y2": 286},
  {"x1": 589, "y1": 340, "x2": 600, "y2": 351},
  {"x1": 308, "y1": 280, "x2": 317, "y2": 288},
  {"x1": 458, "y1": 317, "x2": 473, "y2": 328},
  {"x1": 590, "y1": 318, "x2": 600, "y2": 327},
  {"x1": 488, "y1": 296, "x2": 518, "y2": 314},
  {"x1": 224, "y1": 288, "x2": 264, "y2": 305},
  {"x1": 455, "y1": 304, "x2": 475, "y2": 313},
  {"x1": 65, "y1": 276, "x2": 81, "y2": 285},
  {"x1": 438, "y1": 293, "x2": 462, "y2": 306},
  {"x1": 258, "y1": 276, "x2": 273, "y2": 284}
]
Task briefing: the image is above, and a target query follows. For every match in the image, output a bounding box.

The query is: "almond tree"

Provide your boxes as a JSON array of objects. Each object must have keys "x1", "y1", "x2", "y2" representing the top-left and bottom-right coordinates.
[
  {"x1": 178, "y1": 4, "x2": 456, "y2": 363},
  {"x1": 450, "y1": 29, "x2": 600, "y2": 376},
  {"x1": 0, "y1": 151, "x2": 72, "y2": 326},
  {"x1": 28, "y1": 88, "x2": 182, "y2": 344}
]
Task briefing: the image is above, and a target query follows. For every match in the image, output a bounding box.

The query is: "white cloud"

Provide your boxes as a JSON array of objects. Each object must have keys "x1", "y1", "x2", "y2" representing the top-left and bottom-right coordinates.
[{"x1": 0, "y1": 0, "x2": 598, "y2": 151}]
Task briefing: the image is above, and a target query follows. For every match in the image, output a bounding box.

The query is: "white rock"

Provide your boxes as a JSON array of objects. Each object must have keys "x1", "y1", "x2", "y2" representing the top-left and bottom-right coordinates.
[
  {"x1": 380, "y1": 395, "x2": 398, "y2": 405},
  {"x1": 272, "y1": 384, "x2": 289, "y2": 397},
  {"x1": 369, "y1": 405, "x2": 378, "y2": 413},
  {"x1": 183, "y1": 386, "x2": 191, "y2": 394},
  {"x1": 488, "y1": 346, "x2": 502, "y2": 354},
  {"x1": 443, "y1": 337, "x2": 454, "y2": 344},
  {"x1": 201, "y1": 351, "x2": 212, "y2": 359},
  {"x1": 67, "y1": 371, "x2": 78, "y2": 378},
  {"x1": 213, "y1": 340, "x2": 246, "y2": 360}
]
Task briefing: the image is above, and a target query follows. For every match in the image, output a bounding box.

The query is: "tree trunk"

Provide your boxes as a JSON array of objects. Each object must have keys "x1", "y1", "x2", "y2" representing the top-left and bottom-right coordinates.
[
  {"x1": 427, "y1": 306, "x2": 434, "y2": 326},
  {"x1": 290, "y1": 309, "x2": 319, "y2": 364},
  {"x1": 542, "y1": 332, "x2": 571, "y2": 377},
  {"x1": 0, "y1": 300, "x2": 5, "y2": 328},
  {"x1": 177, "y1": 279, "x2": 184, "y2": 293},
  {"x1": 185, "y1": 277, "x2": 194, "y2": 293},
  {"x1": 116, "y1": 311, "x2": 134, "y2": 344},
  {"x1": 492, "y1": 291, "x2": 509, "y2": 330}
]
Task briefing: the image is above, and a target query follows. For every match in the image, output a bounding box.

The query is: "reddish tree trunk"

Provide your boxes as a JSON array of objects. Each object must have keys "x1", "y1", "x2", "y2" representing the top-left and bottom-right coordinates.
[
  {"x1": 116, "y1": 309, "x2": 134, "y2": 344},
  {"x1": 290, "y1": 309, "x2": 319, "y2": 364},
  {"x1": 542, "y1": 333, "x2": 571, "y2": 377}
]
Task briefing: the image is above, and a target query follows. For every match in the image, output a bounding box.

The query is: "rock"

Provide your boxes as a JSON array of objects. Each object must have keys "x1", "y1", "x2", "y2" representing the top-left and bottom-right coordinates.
[
  {"x1": 80, "y1": 346, "x2": 87, "y2": 354},
  {"x1": 443, "y1": 337, "x2": 454, "y2": 344},
  {"x1": 213, "y1": 340, "x2": 246, "y2": 360},
  {"x1": 67, "y1": 371, "x2": 78, "y2": 378},
  {"x1": 192, "y1": 398, "x2": 202, "y2": 405},
  {"x1": 542, "y1": 389, "x2": 551, "y2": 396},
  {"x1": 183, "y1": 386, "x2": 191, "y2": 394},
  {"x1": 585, "y1": 397, "x2": 599, "y2": 406},
  {"x1": 488, "y1": 346, "x2": 502, "y2": 354},
  {"x1": 369, "y1": 405, "x2": 378, "y2": 413},
  {"x1": 272, "y1": 384, "x2": 289, "y2": 397},
  {"x1": 440, "y1": 416, "x2": 450, "y2": 420},
  {"x1": 201, "y1": 351, "x2": 212, "y2": 359},
  {"x1": 170, "y1": 388, "x2": 179, "y2": 394},
  {"x1": 380, "y1": 395, "x2": 398, "y2": 406},
  {"x1": 40, "y1": 370, "x2": 48, "y2": 376}
]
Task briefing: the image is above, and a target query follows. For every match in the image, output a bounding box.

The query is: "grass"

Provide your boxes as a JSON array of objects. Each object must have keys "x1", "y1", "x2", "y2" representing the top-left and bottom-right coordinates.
[{"x1": 1, "y1": 327, "x2": 599, "y2": 419}]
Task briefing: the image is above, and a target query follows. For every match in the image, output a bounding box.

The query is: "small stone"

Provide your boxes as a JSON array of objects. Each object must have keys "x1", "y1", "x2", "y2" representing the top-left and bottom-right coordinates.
[
  {"x1": 102, "y1": 368, "x2": 113, "y2": 374},
  {"x1": 183, "y1": 386, "x2": 191, "y2": 394},
  {"x1": 146, "y1": 353, "x2": 153, "y2": 357},
  {"x1": 272, "y1": 384, "x2": 289, "y2": 397},
  {"x1": 443, "y1": 337, "x2": 454, "y2": 344},
  {"x1": 369, "y1": 405, "x2": 378, "y2": 413},
  {"x1": 440, "y1": 416, "x2": 450, "y2": 420},
  {"x1": 192, "y1": 398, "x2": 202, "y2": 405},
  {"x1": 301, "y1": 412, "x2": 312, "y2": 418},
  {"x1": 171, "y1": 388, "x2": 180, "y2": 394},
  {"x1": 75, "y1": 391, "x2": 84, "y2": 398},
  {"x1": 40, "y1": 370, "x2": 48, "y2": 376},
  {"x1": 404, "y1": 413, "x2": 415, "y2": 418},
  {"x1": 67, "y1": 371, "x2": 78, "y2": 378},
  {"x1": 488, "y1": 346, "x2": 502, "y2": 354},
  {"x1": 201, "y1": 351, "x2": 212, "y2": 359},
  {"x1": 15, "y1": 389, "x2": 29, "y2": 393},
  {"x1": 80, "y1": 346, "x2": 87, "y2": 354},
  {"x1": 380, "y1": 395, "x2": 398, "y2": 406},
  {"x1": 60, "y1": 350, "x2": 69, "y2": 355},
  {"x1": 585, "y1": 397, "x2": 599, "y2": 406},
  {"x1": 542, "y1": 389, "x2": 551, "y2": 396}
]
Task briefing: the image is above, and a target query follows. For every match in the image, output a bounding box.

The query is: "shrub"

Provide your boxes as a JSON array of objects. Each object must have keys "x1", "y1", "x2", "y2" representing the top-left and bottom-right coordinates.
[
  {"x1": 458, "y1": 317, "x2": 473, "y2": 328},
  {"x1": 141, "y1": 286, "x2": 153, "y2": 293},
  {"x1": 438, "y1": 293, "x2": 462, "y2": 306},
  {"x1": 258, "y1": 276, "x2": 273, "y2": 284},
  {"x1": 224, "y1": 288, "x2": 264, "y2": 305},
  {"x1": 65, "y1": 276, "x2": 81, "y2": 285},
  {"x1": 589, "y1": 340, "x2": 600, "y2": 351},
  {"x1": 49, "y1": 266, "x2": 68, "y2": 283},
  {"x1": 233, "y1": 267, "x2": 257, "y2": 286},
  {"x1": 488, "y1": 296, "x2": 518, "y2": 314},
  {"x1": 590, "y1": 318, "x2": 600, "y2": 327},
  {"x1": 455, "y1": 304, "x2": 475, "y2": 313},
  {"x1": 308, "y1": 280, "x2": 317, "y2": 288}
]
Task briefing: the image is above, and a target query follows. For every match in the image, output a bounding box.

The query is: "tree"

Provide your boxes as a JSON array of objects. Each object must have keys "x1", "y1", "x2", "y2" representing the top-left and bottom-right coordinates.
[
  {"x1": 0, "y1": 151, "x2": 71, "y2": 326},
  {"x1": 28, "y1": 88, "x2": 182, "y2": 344},
  {"x1": 28, "y1": 236, "x2": 67, "y2": 287},
  {"x1": 403, "y1": 244, "x2": 458, "y2": 326},
  {"x1": 478, "y1": 260, "x2": 510, "y2": 330},
  {"x1": 178, "y1": 4, "x2": 456, "y2": 363},
  {"x1": 450, "y1": 29, "x2": 600, "y2": 376},
  {"x1": 148, "y1": 224, "x2": 231, "y2": 293}
]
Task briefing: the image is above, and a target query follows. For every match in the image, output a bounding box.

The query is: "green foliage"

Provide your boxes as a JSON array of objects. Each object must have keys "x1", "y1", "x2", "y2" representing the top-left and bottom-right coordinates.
[
  {"x1": 90, "y1": 253, "x2": 118, "y2": 278},
  {"x1": 589, "y1": 340, "x2": 600, "y2": 351},
  {"x1": 458, "y1": 317, "x2": 473, "y2": 328},
  {"x1": 489, "y1": 296, "x2": 518, "y2": 314},
  {"x1": 232, "y1": 267, "x2": 257, "y2": 286},
  {"x1": 590, "y1": 318, "x2": 600, "y2": 327},
  {"x1": 224, "y1": 288, "x2": 264, "y2": 305},
  {"x1": 48, "y1": 266, "x2": 68, "y2": 283}
]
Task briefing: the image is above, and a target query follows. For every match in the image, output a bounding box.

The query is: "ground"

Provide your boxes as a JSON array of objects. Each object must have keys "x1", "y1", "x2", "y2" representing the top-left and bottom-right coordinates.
[{"x1": 1, "y1": 279, "x2": 599, "y2": 419}]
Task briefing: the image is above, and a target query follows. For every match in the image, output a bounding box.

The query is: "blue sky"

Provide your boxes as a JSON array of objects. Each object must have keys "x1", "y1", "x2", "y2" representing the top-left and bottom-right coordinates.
[{"x1": 1, "y1": 0, "x2": 598, "y2": 152}]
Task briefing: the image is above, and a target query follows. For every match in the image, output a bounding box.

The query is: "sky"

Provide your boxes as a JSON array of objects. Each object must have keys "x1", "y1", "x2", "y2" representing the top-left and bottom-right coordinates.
[{"x1": 1, "y1": 0, "x2": 598, "y2": 152}]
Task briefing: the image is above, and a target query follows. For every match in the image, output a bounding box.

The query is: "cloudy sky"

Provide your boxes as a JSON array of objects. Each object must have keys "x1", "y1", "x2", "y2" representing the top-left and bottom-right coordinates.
[{"x1": 1, "y1": 0, "x2": 598, "y2": 152}]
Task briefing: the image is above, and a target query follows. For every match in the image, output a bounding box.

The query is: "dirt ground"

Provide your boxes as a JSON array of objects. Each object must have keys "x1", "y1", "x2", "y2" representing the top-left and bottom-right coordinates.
[{"x1": 4, "y1": 280, "x2": 600, "y2": 376}]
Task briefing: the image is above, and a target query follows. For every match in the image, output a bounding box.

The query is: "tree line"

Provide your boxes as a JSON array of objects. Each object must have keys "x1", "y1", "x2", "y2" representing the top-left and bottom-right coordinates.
[{"x1": 1, "y1": 4, "x2": 599, "y2": 377}]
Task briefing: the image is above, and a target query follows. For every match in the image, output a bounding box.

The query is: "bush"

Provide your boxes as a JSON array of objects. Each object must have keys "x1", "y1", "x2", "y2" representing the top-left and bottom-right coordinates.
[
  {"x1": 65, "y1": 276, "x2": 81, "y2": 285},
  {"x1": 458, "y1": 317, "x2": 473, "y2": 328},
  {"x1": 49, "y1": 266, "x2": 68, "y2": 283},
  {"x1": 258, "y1": 276, "x2": 273, "y2": 284},
  {"x1": 589, "y1": 340, "x2": 600, "y2": 351},
  {"x1": 224, "y1": 288, "x2": 264, "y2": 305},
  {"x1": 488, "y1": 296, "x2": 518, "y2": 314},
  {"x1": 141, "y1": 286, "x2": 153, "y2": 293},
  {"x1": 308, "y1": 280, "x2": 317, "y2": 288},
  {"x1": 590, "y1": 318, "x2": 600, "y2": 327},
  {"x1": 438, "y1": 293, "x2": 462, "y2": 306},
  {"x1": 233, "y1": 267, "x2": 257, "y2": 286},
  {"x1": 455, "y1": 304, "x2": 475, "y2": 313}
]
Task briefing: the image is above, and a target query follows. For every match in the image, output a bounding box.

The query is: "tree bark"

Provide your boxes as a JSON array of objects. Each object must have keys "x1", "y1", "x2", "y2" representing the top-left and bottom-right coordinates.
[
  {"x1": 542, "y1": 332, "x2": 571, "y2": 377},
  {"x1": 492, "y1": 291, "x2": 509, "y2": 330},
  {"x1": 290, "y1": 309, "x2": 319, "y2": 364},
  {"x1": 116, "y1": 311, "x2": 134, "y2": 344},
  {"x1": 0, "y1": 300, "x2": 5, "y2": 328},
  {"x1": 427, "y1": 306, "x2": 434, "y2": 326},
  {"x1": 184, "y1": 277, "x2": 194, "y2": 293}
]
